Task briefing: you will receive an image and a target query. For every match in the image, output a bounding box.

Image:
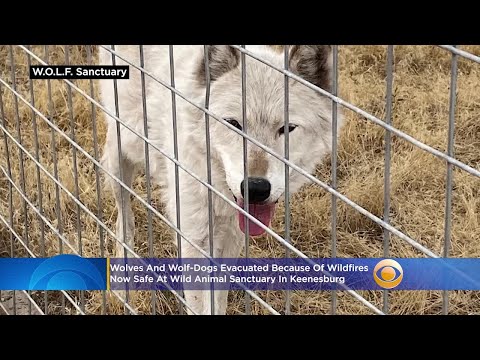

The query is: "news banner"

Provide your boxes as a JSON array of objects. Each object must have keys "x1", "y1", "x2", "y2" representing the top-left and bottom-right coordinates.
[{"x1": 2, "y1": 255, "x2": 480, "y2": 291}]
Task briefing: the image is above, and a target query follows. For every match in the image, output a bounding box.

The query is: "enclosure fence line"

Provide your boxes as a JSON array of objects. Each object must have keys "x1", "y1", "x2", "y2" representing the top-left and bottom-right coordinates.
[
  {"x1": 442, "y1": 45, "x2": 458, "y2": 314},
  {"x1": 330, "y1": 45, "x2": 339, "y2": 314},
  {"x1": 0, "y1": 74, "x2": 275, "y2": 315},
  {"x1": 382, "y1": 45, "x2": 394, "y2": 313},
  {"x1": 0, "y1": 55, "x2": 376, "y2": 315},
  {"x1": 0, "y1": 44, "x2": 476, "y2": 315}
]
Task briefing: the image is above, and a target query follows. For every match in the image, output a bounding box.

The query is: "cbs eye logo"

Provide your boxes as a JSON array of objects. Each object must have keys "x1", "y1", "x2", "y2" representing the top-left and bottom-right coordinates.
[
  {"x1": 28, "y1": 255, "x2": 105, "y2": 290},
  {"x1": 373, "y1": 259, "x2": 403, "y2": 289}
]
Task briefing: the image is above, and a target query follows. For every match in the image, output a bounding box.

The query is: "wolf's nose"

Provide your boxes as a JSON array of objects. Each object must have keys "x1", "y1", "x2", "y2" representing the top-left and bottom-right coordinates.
[{"x1": 240, "y1": 177, "x2": 271, "y2": 203}]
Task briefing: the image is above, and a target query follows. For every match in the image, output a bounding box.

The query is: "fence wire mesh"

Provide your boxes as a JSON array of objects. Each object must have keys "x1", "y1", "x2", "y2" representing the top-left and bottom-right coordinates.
[{"x1": 0, "y1": 45, "x2": 479, "y2": 315}]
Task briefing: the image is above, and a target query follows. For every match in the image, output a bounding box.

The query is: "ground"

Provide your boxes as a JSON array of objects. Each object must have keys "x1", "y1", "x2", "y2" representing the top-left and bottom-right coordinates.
[{"x1": 0, "y1": 45, "x2": 479, "y2": 315}]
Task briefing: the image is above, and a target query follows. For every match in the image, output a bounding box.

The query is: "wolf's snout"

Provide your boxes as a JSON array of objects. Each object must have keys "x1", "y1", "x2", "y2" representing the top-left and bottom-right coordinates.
[
  {"x1": 237, "y1": 177, "x2": 275, "y2": 236},
  {"x1": 240, "y1": 177, "x2": 271, "y2": 203}
]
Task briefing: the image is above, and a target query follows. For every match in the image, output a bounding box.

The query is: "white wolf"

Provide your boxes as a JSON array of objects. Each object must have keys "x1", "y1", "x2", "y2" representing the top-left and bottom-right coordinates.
[{"x1": 98, "y1": 45, "x2": 342, "y2": 315}]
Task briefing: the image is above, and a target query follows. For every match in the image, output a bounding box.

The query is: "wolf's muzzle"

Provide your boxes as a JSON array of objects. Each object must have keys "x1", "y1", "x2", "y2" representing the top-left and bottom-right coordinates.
[{"x1": 240, "y1": 177, "x2": 271, "y2": 203}]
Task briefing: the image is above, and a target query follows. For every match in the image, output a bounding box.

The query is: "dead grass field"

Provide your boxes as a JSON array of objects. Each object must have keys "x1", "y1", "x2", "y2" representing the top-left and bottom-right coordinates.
[{"x1": 0, "y1": 45, "x2": 479, "y2": 315}]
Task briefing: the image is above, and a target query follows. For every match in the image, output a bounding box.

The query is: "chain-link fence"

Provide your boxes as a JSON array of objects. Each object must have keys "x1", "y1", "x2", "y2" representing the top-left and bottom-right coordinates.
[{"x1": 0, "y1": 45, "x2": 479, "y2": 315}]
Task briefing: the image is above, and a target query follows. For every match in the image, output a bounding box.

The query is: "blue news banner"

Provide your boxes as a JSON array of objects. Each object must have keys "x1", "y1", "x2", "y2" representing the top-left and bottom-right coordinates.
[{"x1": 2, "y1": 255, "x2": 480, "y2": 291}]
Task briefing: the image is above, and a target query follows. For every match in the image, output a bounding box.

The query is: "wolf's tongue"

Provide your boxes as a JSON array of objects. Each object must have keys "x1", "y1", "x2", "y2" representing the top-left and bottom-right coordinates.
[{"x1": 237, "y1": 199, "x2": 276, "y2": 236}]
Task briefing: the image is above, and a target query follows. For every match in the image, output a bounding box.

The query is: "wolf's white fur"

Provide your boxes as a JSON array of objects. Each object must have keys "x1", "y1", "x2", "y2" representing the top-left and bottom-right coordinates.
[{"x1": 99, "y1": 45, "x2": 342, "y2": 315}]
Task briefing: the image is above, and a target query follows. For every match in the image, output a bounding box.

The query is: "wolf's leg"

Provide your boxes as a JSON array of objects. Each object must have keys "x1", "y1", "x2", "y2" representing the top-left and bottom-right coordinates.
[
  {"x1": 210, "y1": 221, "x2": 244, "y2": 315},
  {"x1": 180, "y1": 234, "x2": 244, "y2": 315},
  {"x1": 178, "y1": 207, "x2": 243, "y2": 315},
  {"x1": 175, "y1": 201, "x2": 212, "y2": 315},
  {"x1": 164, "y1": 157, "x2": 247, "y2": 314},
  {"x1": 164, "y1": 141, "x2": 243, "y2": 314},
  {"x1": 102, "y1": 129, "x2": 137, "y2": 259}
]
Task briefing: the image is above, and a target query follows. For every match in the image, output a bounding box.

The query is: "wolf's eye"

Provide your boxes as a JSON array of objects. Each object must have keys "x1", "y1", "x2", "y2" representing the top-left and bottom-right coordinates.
[
  {"x1": 278, "y1": 124, "x2": 297, "y2": 135},
  {"x1": 225, "y1": 118, "x2": 242, "y2": 131}
]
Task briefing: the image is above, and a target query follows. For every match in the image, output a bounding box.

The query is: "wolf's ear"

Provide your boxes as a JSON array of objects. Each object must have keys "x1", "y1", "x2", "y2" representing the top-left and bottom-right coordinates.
[
  {"x1": 197, "y1": 45, "x2": 240, "y2": 85},
  {"x1": 288, "y1": 45, "x2": 333, "y2": 92}
]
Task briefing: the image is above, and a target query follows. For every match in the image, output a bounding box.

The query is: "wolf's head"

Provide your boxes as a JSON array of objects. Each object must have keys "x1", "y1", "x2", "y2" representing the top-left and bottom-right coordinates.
[{"x1": 193, "y1": 45, "x2": 342, "y2": 236}]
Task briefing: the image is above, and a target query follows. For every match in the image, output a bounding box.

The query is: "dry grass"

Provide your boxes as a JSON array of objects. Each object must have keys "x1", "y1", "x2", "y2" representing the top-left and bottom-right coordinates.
[{"x1": 0, "y1": 45, "x2": 479, "y2": 315}]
